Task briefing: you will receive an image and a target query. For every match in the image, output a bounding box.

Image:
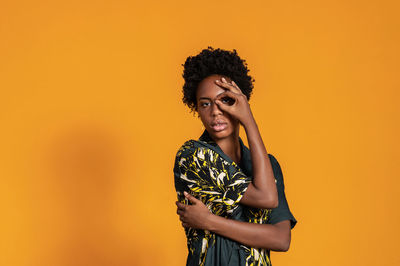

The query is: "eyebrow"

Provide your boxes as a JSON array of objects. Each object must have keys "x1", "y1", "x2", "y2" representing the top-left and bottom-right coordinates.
[{"x1": 198, "y1": 97, "x2": 211, "y2": 101}]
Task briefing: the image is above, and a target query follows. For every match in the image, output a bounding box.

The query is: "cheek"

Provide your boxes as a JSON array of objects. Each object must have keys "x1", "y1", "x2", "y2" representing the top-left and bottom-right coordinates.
[
  {"x1": 197, "y1": 112, "x2": 208, "y2": 125},
  {"x1": 225, "y1": 114, "x2": 239, "y2": 125}
]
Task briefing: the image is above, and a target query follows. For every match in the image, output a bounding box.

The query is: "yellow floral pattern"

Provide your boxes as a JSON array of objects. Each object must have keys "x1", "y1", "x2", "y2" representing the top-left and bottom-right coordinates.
[{"x1": 174, "y1": 138, "x2": 272, "y2": 266}]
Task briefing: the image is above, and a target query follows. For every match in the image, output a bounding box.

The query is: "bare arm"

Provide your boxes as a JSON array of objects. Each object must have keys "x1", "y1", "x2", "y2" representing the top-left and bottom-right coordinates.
[
  {"x1": 208, "y1": 215, "x2": 291, "y2": 251},
  {"x1": 240, "y1": 114, "x2": 278, "y2": 209},
  {"x1": 176, "y1": 192, "x2": 291, "y2": 251},
  {"x1": 215, "y1": 78, "x2": 278, "y2": 209}
]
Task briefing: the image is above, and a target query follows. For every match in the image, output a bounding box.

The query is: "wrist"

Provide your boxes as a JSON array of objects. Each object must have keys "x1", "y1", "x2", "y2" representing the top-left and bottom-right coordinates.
[
  {"x1": 242, "y1": 115, "x2": 257, "y2": 130},
  {"x1": 205, "y1": 213, "x2": 218, "y2": 232}
]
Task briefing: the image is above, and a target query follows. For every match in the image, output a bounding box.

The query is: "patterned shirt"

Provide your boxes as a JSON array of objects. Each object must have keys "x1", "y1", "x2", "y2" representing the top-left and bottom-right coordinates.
[{"x1": 173, "y1": 129, "x2": 297, "y2": 266}]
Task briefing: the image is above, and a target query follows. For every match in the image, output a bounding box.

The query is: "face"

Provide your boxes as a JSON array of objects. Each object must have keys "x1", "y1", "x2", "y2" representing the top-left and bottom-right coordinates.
[{"x1": 196, "y1": 74, "x2": 240, "y2": 141}]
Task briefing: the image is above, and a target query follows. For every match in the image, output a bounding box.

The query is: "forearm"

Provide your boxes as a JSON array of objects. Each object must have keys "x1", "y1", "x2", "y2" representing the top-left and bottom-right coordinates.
[
  {"x1": 206, "y1": 213, "x2": 290, "y2": 251},
  {"x1": 241, "y1": 114, "x2": 278, "y2": 208}
]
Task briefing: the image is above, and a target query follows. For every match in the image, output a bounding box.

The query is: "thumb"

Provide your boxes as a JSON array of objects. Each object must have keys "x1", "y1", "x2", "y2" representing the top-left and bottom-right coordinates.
[{"x1": 184, "y1": 191, "x2": 199, "y2": 204}]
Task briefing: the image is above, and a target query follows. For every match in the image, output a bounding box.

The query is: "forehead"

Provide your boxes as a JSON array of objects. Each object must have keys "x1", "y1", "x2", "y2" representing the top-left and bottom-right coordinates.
[{"x1": 196, "y1": 74, "x2": 232, "y2": 100}]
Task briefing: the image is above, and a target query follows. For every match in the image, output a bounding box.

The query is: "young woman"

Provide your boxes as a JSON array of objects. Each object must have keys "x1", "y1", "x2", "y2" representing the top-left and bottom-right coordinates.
[{"x1": 173, "y1": 47, "x2": 297, "y2": 266}]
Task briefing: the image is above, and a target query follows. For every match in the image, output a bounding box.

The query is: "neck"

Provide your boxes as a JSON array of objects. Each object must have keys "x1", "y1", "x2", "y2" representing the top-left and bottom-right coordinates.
[{"x1": 215, "y1": 129, "x2": 241, "y2": 165}]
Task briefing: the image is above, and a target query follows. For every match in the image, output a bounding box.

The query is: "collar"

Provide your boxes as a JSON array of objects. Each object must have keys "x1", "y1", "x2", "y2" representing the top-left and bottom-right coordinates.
[{"x1": 197, "y1": 129, "x2": 253, "y2": 176}]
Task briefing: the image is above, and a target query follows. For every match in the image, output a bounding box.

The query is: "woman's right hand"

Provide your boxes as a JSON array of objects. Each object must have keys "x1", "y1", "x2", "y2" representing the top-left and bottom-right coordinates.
[
  {"x1": 176, "y1": 191, "x2": 213, "y2": 230},
  {"x1": 214, "y1": 77, "x2": 254, "y2": 127}
]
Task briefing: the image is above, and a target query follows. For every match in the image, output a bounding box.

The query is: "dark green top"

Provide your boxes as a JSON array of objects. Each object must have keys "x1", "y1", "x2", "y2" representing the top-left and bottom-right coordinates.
[{"x1": 174, "y1": 129, "x2": 297, "y2": 266}]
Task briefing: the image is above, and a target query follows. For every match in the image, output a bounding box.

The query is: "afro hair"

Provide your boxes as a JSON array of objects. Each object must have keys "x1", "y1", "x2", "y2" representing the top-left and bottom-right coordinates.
[{"x1": 181, "y1": 46, "x2": 255, "y2": 114}]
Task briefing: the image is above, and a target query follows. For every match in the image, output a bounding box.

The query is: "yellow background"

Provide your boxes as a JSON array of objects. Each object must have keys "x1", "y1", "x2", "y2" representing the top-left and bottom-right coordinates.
[{"x1": 1, "y1": 0, "x2": 399, "y2": 265}]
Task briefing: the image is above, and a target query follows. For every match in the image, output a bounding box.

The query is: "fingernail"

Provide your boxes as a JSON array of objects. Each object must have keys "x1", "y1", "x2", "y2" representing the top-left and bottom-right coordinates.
[
  {"x1": 184, "y1": 191, "x2": 188, "y2": 196},
  {"x1": 222, "y1": 77, "x2": 226, "y2": 82}
]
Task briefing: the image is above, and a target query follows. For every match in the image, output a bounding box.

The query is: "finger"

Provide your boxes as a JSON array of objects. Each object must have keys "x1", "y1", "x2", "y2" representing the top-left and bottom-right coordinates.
[
  {"x1": 184, "y1": 191, "x2": 200, "y2": 204},
  {"x1": 215, "y1": 79, "x2": 242, "y2": 95},
  {"x1": 215, "y1": 79, "x2": 240, "y2": 93},
  {"x1": 181, "y1": 222, "x2": 189, "y2": 228},
  {"x1": 231, "y1": 80, "x2": 248, "y2": 100},
  {"x1": 217, "y1": 89, "x2": 248, "y2": 104},
  {"x1": 231, "y1": 80, "x2": 245, "y2": 95},
  {"x1": 177, "y1": 208, "x2": 184, "y2": 215},
  {"x1": 177, "y1": 207, "x2": 186, "y2": 215},
  {"x1": 214, "y1": 98, "x2": 230, "y2": 112},
  {"x1": 176, "y1": 202, "x2": 186, "y2": 211},
  {"x1": 215, "y1": 91, "x2": 238, "y2": 106}
]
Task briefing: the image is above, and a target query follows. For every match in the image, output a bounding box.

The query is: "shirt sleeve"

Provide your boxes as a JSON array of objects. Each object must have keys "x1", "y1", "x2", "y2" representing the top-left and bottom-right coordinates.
[
  {"x1": 173, "y1": 140, "x2": 252, "y2": 217},
  {"x1": 267, "y1": 154, "x2": 297, "y2": 229}
]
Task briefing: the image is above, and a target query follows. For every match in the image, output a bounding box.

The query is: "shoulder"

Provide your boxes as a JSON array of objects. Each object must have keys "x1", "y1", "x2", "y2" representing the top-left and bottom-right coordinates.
[
  {"x1": 176, "y1": 139, "x2": 195, "y2": 152},
  {"x1": 175, "y1": 139, "x2": 197, "y2": 159},
  {"x1": 175, "y1": 139, "x2": 218, "y2": 167}
]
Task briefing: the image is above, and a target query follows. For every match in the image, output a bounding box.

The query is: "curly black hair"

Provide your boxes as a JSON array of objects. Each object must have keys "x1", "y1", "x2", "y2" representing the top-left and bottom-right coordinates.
[{"x1": 182, "y1": 46, "x2": 255, "y2": 114}]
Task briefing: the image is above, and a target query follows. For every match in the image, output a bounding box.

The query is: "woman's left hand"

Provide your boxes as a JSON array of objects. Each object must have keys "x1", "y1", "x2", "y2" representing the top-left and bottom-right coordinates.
[{"x1": 176, "y1": 191, "x2": 213, "y2": 230}]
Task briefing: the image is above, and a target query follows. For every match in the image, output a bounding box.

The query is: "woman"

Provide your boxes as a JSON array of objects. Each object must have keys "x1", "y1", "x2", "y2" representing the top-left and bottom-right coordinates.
[{"x1": 173, "y1": 47, "x2": 297, "y2": 266}]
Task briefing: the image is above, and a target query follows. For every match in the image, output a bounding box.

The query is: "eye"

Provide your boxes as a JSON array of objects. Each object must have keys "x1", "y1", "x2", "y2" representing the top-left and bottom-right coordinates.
[
  {"x1": 221, "y1": 97, "x2": 234, "y2": 105},
  {"x1": 200, "y1": 102, "x2": 210, "y2": 107}
]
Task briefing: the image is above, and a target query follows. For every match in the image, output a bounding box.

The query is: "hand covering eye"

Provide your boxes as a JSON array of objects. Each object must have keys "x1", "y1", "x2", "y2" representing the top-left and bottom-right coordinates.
[{"x1": 221, "y1": 96, "x2": 235, "y2": 106}]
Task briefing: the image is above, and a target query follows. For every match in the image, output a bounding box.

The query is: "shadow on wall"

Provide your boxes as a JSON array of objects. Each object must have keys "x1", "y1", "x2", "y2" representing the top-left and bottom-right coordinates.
[{"x1": 38, "y1": 122, "x2": 149, "y2": 266}]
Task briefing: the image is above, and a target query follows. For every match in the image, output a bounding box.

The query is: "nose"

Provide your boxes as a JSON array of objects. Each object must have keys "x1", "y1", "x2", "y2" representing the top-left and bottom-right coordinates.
[{"x1": 211, "y1": 101, "x2": 223, "y2": 116}]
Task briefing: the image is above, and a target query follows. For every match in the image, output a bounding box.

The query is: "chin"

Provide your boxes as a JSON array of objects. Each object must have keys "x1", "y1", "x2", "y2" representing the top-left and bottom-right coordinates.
[{"x1": 209, "y1": 128, "x2": 234, "y2": 140}]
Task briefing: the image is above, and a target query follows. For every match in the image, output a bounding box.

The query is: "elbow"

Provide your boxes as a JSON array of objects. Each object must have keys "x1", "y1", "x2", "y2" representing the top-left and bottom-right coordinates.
[
  {"x1": 250, "y1": 188, "x2": 278, "y2": 209},
  {"x1": 276, "y1": 232, "x2": 291, "y2": 252},
  {"x1": 278, "y1": 239, "x2": 291, "y2": 252},
  {"x1": 259, "y1": 197, "x2": 278, "y2": 209},
  {"x1": 259, "y1": 237, "x2": 290, "y2": 252},
  {"x1": 264, "y1": 228, "x2": 291, "y2": 252},
  {"x1": 266, "y1": 238, "x2": 290, "y2": 252},
  {"x1": 270, "y1": 198, "x2": 279, "y2": 209}
]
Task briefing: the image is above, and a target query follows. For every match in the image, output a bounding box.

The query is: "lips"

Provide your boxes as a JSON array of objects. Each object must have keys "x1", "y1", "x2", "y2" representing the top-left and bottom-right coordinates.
[{"x1": 211, "y1": 120, "x2": 228, "y2": 132}]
